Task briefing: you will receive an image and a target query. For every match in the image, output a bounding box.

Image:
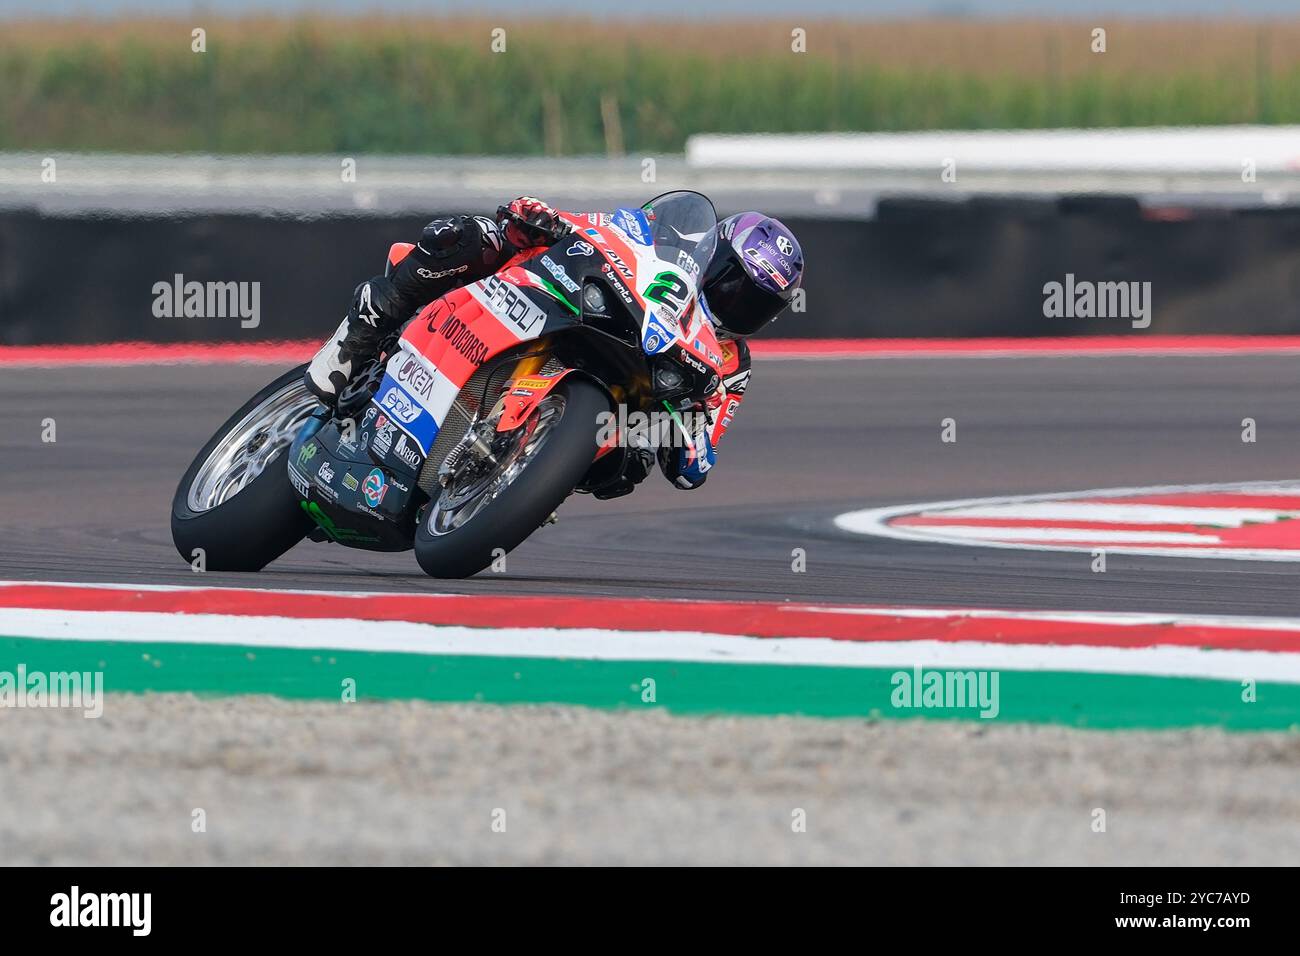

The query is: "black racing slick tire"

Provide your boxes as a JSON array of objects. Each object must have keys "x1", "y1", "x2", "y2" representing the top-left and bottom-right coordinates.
[
  {"x1": 171, "y1": 365, "x2": 317, "y2": 572},
  {"x1": 414, "y1": 377, "x2": 610, "y2": 578}
]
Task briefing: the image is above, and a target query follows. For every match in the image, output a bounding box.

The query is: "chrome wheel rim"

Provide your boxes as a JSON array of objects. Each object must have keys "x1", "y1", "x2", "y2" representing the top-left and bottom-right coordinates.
[
  {"x1": 427, "y1": 395, "x2": 567, "y2": 536},
  {"x1": 187, "y1": 380, "x2": 321, "y2": 513}
]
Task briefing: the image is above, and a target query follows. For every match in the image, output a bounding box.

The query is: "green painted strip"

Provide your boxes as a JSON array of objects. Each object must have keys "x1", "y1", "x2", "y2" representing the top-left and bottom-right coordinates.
[
  {"x1": 534, "y1": 276, "x2": 580, "y2": 314},
  {"x1": 4, "y1": 635, "x2": 1299, "y2": 730}
]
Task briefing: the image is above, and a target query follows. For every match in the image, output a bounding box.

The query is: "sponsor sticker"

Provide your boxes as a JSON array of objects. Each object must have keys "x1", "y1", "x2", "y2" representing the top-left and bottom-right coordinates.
[
  {"x1": 479, "y1": 274, "x2": 548, "y2": 337},
  {"x1": 395, "y1": 353, "x2": 435, "y2": 401},
  {"x1": 370, "y1": 397, "x2": 439, "y2": 456},
  {"x1": 288, "y1": 464, "x2": 310, "y2": 497},
  {"x1": 604, "y1": 250, "x2": 635, "y2": 280},
  {"x1": 567, "y1": 241, "x2": 595, "y2": 257},
  {"x1": 612, "y1": 208, "x2": 652, "y2": 245},
  {"x1": 744, "y1": 248, "x2": 791, "y2": 290},
  {"x1": 693, "y1": 338, "x2": 723, "y2": 367},
  {"x1": 426, "y1": 305, "x2": 489, "y2": 366},
  {"x1": 378, "y1": 384, "x2": 422, "y2": 425},
  {"x1": 643, "y1": 317, "x2": 675, "y2": 355},
  {"x1": 342, "y1": 472, "x2": 359, "y2": 492},
  {"x1": 370, "y1": 375, "x2": 440, "y2": 456},
  {"x1": 600, "y1": 264, "x2": 637, "y2": 305},
  {"x1": 677, "y1": 347, "x2": 708, "y2": 374},
  {"x1": 363, "y1": 467, "x2": 388, "y2": 508},
  {"x1": 372, "y1": 416, "x2": 394, "y2": 456},
  {"x1": 393, "y1": 434, "x2": 422, "y2": 470},
  {"x1": 513, "y1": 376, "x2": 554, "y2": 391},
  {"x1": 539, "y1": 255, "x2": 580, "y2": 294},
  {"x1": 722, "y1": 398, "x2": 740, "y2": 428}
]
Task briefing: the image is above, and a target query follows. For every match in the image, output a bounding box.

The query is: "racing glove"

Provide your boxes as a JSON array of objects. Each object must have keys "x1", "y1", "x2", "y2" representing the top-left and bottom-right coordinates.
[{"x1": 657, "y1": 402, "x2": 716, "y2": 490}]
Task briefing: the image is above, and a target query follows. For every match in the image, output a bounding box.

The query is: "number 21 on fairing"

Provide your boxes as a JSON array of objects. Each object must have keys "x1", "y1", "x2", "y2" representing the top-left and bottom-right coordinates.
[{"x1": 643, "y1": 270, "x2": 691, "y2": 311}]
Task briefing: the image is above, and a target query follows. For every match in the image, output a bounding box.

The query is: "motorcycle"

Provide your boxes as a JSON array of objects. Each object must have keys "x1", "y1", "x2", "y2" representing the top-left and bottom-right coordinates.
[{"x1": 171, "y1": 190, "x2": 730, "y2": 578}]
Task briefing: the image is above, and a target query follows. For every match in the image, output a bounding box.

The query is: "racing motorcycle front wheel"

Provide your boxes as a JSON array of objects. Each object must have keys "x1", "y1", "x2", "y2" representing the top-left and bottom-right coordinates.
[
  {"x1": 171, "y1": 364, "x2": 318, "y2": 571},
  {"x1": 414, "y1": 376, "x2": 610, "y2": 578}
]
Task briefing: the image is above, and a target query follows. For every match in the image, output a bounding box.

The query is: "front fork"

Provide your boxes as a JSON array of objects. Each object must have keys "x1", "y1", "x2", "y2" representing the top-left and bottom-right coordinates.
[{"x1": 436, "y1": 351, "x2": 554, "y2": 489}]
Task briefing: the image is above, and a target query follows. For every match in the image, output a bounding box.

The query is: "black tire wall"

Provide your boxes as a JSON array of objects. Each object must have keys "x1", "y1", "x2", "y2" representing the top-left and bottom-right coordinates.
[{"x1": 4, "y1": 200, "x2": 1300, "y2": 343}]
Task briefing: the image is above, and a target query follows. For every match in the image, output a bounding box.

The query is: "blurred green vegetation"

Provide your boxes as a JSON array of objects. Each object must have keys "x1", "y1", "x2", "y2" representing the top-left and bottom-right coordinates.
[{"x1": 2, "y1": 18, "x2": 1297, "y2": 154}]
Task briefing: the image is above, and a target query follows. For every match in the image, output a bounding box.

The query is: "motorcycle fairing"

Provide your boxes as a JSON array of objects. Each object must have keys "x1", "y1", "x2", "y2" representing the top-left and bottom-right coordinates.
[
  {"x1": 556, "y1": 209, "x2": 726, "y2": 384},
  {"x1": 370, "y1": 202, "x2": 729, "y2": 471},
  {"x1": 387, "y1": 241, "x2": 416, "y2": 271},
  {"x1": 385, "y1": 266, "x2": 584, "y2": 456},
  {"x1": 494, "y1": 369, "x2": 579, "y2": 433},
  {"x1": 290, "y1": 409, "x2": 418, "y2": 552}
]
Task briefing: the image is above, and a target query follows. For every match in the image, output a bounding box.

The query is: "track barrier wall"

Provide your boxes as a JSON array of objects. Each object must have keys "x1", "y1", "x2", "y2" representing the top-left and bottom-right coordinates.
[{"x1": 2, "y1": 198, "x2": 1299, "y2": 345}]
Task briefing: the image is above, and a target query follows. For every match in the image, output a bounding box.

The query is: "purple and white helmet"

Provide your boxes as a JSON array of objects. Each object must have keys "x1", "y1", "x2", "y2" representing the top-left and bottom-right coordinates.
[{"x1": 701, "y1": 212, "x2": 804, "y2": 337}]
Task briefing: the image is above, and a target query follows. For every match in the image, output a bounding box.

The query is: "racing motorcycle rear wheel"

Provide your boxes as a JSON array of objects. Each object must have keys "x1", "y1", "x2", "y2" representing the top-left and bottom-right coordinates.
[
  {"x1": 414, "y1": 376, "x2": 610, "y2": 578},
  {"x1": 171, "y1": 364, "x2": 318, "y2": 571}
]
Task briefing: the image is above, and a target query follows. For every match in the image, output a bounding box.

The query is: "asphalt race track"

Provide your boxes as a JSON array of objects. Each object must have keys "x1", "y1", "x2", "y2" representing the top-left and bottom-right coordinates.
[{"x1": 3, "y1": 354, "x2": 1299, "y2": 616}]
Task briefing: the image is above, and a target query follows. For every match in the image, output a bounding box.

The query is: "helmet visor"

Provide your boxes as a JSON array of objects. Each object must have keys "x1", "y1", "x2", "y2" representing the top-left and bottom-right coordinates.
[{"x1": 703, "y1": 250, "x2": 789, "y2": 336}]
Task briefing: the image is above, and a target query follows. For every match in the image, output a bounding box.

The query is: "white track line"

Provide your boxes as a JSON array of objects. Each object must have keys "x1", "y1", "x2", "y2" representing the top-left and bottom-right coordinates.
[
  {"x1": 7, "y1": 580, "x2": 1300, "y2": 631},
  {"x1": 3, "y1": 608, "x2": 1300, "y2": 683},
  {"x1": 834, "y1": 479, "x2": 1300, "y2": 562},
  {"x1": 911, "y1": 502, "x2": 1300, "y2": 527},
  {"x1": 787, "y1": 604, "x2": 1300, "y2": 631},
  {"x1": 898, "y1": 526, "x2": 1221, "y2": 544}
]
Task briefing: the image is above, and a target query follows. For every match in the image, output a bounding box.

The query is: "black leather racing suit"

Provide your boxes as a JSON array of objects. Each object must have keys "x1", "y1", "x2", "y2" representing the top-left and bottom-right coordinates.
[{"x1": 351, "y1": 214, "x2": 521, "y2": 337}]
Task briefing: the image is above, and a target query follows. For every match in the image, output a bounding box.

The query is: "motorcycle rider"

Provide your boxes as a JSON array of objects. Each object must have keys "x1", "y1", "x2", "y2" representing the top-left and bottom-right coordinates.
[{"x1": 305, "y1": 197, "x2": 804, "y2": 494}]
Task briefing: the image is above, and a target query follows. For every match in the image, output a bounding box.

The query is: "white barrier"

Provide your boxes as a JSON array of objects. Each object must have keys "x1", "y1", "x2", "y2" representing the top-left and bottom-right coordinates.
[
  {"x1": 4, "y1": 133, "x2": 1299, "y2": 218},
  {"x1": 686, "y1": 126, "x2": 1300, "y2": 173}
]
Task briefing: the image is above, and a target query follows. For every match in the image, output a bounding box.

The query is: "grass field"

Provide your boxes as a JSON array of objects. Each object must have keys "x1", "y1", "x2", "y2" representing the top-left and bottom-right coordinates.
[{"x1": 2, "y1": 16, "x2": 1299, "y2": 154}]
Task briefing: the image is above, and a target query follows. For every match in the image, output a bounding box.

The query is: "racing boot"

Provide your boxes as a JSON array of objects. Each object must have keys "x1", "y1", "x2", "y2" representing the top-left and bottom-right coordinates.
[{"x1": 305, "y1": 277, "x2": 405, "y2": 404}]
